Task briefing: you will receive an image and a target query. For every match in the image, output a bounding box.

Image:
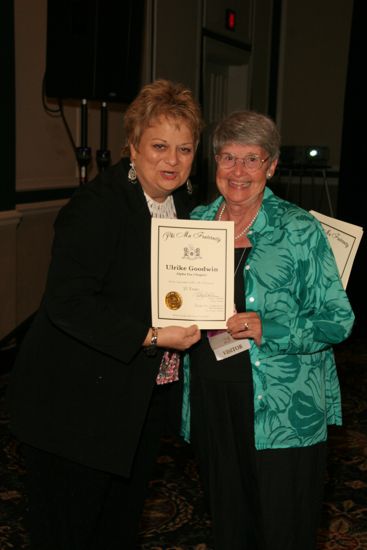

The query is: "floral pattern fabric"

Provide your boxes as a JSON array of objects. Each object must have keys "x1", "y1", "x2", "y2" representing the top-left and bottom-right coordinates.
[{"x1": 185, "y1": 187, "x2": 355, "y2": 449}]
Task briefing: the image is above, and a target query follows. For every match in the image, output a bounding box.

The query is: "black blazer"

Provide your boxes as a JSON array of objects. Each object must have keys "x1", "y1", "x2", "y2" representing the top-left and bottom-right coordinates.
[{"x1": 7, "y1": 159, "x2": 195, "y2": 476}]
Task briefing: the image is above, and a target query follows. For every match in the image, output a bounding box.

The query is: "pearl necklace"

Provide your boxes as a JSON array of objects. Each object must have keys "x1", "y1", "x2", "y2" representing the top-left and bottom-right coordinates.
[{"x1": 218, "y1": 202, "x2": 260, "y2": 240}]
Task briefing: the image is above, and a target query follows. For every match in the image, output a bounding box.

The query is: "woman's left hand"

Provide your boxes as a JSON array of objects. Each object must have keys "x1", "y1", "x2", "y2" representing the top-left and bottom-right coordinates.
[{"x1": 226, "y1": 312, "x2": 262, "y2": 346}]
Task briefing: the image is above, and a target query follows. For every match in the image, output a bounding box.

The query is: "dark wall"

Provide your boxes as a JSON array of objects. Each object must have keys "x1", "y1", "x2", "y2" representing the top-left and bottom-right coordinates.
[
  {"x1": 338, "y1": 0, "x2": 366, "y2": 331},
  {"x1": 0, "y1": 0, "x2": 15, "y2": 211}
]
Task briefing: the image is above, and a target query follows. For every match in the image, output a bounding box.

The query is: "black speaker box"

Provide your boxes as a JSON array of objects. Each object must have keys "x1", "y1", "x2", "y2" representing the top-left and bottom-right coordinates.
[{"x1": 45, "y1": 0, "x2": 146, "y2": 103}]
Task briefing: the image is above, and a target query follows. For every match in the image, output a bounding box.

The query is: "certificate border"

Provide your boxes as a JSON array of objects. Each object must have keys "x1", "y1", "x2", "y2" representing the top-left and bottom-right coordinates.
[
  {"x1": 156, "y1": 224, "x2": 230, "y2": 323},
  {"x1": 151, "y1": 218, "x2": 234, "y2": 328},
  {"x1": 318, "y1": 222, "x2": 357, "y2": 280}
]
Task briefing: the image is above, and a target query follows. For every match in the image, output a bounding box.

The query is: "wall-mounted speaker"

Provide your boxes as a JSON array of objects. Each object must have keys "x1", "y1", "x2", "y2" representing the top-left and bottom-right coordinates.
[{"x1": 45, "y1": 0, "x2": 145, "y2": 103}]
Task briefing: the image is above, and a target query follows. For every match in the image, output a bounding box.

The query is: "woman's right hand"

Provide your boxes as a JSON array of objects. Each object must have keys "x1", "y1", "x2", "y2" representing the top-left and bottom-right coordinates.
[{"x1": 144, "y1": 325, "x2": 201, "y2": 351}]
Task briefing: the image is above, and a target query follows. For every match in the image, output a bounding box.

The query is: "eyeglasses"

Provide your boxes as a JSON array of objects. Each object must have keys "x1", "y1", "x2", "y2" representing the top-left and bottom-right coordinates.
[{"x1": 215, "y1": 153, "x2": 270, "y2": 171}]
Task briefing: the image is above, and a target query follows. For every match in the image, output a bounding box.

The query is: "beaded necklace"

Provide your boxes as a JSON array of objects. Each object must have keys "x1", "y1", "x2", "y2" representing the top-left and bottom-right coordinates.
[{"x1": 218, "y1": 202, "x2": 260, "y2": 240}]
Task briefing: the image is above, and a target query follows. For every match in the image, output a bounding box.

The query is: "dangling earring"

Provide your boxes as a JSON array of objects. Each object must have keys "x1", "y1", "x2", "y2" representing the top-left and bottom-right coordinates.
[
  {"x1": 186, "y1": 178, "x2": 193, "y2": 195},
  {"x1": 128, "y1": 161, "x2": 137, "y2": 184}
]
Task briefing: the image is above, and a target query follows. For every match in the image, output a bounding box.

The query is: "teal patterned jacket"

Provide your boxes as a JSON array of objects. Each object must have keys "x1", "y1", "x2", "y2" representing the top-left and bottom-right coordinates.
[{"x1": 181, "y1": 187, "x2": 355, "y2": 449}]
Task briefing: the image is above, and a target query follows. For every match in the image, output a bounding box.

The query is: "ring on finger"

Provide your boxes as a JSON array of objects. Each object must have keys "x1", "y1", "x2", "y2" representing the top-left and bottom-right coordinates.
[{"x1": 243, "y1": 322, "x2": 249, "y2": 331}]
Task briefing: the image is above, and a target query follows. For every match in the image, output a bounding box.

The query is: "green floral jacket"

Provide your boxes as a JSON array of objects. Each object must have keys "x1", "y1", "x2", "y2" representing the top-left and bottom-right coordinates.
[{"x1": 182, "y1": 187, "x2": 355, "y2": 449}]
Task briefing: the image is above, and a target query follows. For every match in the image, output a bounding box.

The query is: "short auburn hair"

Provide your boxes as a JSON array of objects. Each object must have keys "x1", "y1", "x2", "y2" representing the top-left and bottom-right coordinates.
[{"x1": 122, "y1": 79, "x2": 204, "y2": 155}]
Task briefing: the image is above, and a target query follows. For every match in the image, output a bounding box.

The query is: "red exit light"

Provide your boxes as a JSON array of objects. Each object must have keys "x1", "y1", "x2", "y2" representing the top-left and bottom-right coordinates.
[{"x1": 226, "y1": 9, "x2": 236, "y2": 31}]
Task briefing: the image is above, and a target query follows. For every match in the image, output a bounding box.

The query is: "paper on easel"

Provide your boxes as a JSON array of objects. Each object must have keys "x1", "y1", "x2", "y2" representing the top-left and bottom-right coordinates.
[{"x1": 310, "y1": 210, "x2": 364, "y2": 289}]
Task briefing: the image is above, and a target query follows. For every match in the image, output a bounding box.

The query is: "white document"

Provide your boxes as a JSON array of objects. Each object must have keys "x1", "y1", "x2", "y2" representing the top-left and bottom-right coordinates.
[
  {"x1": 151, "y1": 218, "x2": 234, "y2": 328},
  {"x1": 310, "y1": 210, "x2": 364, "y2": 289}
]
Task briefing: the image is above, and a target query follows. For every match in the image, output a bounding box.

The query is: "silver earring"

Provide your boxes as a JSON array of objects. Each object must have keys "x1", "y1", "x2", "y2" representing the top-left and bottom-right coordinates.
[
  {"x1": 186, "y1": 178, "x2": 193, "y2": 195},
  {"x1": 128, "y1": 161, "x2": 137, "y2": 183},
  {"x1": 267, "y1": 172, "x2": 272, "y2": 179}
]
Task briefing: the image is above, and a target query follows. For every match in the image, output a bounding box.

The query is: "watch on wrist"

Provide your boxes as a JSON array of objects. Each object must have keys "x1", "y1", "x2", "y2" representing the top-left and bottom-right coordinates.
[{"x1": 144, "y1": 327, "x2": 158, "y2": 357}]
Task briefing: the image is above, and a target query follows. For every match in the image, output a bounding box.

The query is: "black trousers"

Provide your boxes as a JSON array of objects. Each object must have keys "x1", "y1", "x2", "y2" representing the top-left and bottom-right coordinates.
[
  {"x1": 191, "y1": 376, "x2": 328, "y2": 550},
  {"x1": 22, "y1": 384, "x2": 173, "y2": 550}
]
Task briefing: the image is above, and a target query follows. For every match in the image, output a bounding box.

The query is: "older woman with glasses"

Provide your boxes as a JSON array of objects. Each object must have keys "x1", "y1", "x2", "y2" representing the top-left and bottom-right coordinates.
[{"x1": 186, "y1": 110, "x2": 354, "y2": 550}]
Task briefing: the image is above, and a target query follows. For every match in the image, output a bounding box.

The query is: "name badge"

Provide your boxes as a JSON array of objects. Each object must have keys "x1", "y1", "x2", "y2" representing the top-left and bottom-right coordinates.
[{"x1": 207, "y1": 330, "x2": 250, "y2": 361}]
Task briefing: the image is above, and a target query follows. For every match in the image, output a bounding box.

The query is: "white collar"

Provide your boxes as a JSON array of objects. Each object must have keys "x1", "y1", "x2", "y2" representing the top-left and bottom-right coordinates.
[{"x1": 144, "y1": 192, "x2": 177, "y2": 219}]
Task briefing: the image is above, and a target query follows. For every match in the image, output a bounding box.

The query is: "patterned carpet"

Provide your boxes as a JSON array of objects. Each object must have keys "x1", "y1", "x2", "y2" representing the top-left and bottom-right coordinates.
[{"x1": 0, "y1": 330, "x2": 366, "y2": 549}]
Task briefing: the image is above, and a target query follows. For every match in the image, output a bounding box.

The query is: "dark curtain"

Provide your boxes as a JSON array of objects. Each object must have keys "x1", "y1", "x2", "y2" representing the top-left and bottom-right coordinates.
[{"x1": 337, "y1": 0, "x2": 366, "y2": 330}]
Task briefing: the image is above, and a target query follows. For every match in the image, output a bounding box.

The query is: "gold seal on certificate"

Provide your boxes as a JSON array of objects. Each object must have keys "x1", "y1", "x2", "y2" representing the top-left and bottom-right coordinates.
[{"x1": 165, "y1": 291, "x2": 183, "y2": 310}]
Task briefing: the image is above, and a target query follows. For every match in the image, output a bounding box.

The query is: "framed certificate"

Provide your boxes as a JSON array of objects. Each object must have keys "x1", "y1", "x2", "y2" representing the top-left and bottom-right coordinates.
[{"x1": 151, "y1": 218, "x2": 234, "y2": 328}]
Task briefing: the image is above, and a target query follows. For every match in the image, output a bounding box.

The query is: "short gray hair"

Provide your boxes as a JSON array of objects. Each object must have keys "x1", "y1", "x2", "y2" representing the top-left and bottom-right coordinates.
[{"x1": 213, "y1": 110, "x2": 281, "y2": 161}]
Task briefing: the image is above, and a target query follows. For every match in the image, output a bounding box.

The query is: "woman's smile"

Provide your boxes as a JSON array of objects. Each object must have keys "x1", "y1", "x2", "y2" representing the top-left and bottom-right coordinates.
[{"x1": 228, "y1": 179, "x2": 252, "y2": 189}]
